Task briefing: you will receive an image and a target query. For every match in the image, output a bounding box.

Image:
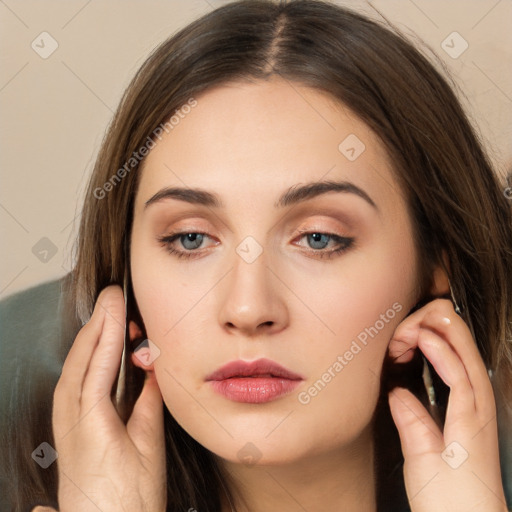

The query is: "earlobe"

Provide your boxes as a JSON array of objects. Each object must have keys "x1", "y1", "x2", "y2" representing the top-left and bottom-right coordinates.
[
  {"x1": 388, "y1": 252, "x2": 452, "y2": 364},
  {"x1": 131, "y1": 338, "x2": 156, "y2": 371},
  {"x1": 128, "y1": 321, "x2": 155, "y2": 371}
]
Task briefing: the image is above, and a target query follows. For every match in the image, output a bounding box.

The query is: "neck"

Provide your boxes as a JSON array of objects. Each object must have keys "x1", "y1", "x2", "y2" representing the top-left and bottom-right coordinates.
[{"x1": 218, "y1": 425, "x2": 377, "y2": 512}]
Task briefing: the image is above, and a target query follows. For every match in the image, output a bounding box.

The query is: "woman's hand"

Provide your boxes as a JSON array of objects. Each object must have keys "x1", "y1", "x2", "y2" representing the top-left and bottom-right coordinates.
[
  {"x1": 49, "y1": 285, "x2": 167, "y2": 512},
  {"x1": 388, "y1": 298, "x2": 508, "y2": 512}
]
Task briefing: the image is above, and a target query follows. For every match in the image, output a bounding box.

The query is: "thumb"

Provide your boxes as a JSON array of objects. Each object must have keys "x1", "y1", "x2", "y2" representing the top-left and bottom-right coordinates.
[
  {"x1": 127, "y1": 371, "x2": 165, "y2": 457},
  {"x1": 388, "y1": 387, "x2": 443, "y2": 457}
]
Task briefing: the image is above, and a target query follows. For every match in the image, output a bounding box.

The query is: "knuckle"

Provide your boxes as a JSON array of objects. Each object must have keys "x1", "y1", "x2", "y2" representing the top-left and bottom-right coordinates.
[
  {"x1": 433, "y1": 297, "x2": 454, "y2": 314},
  {"x1": 417, "y1": 327, "x2": 438, "y2": 347},
  {"x1": 97, "y1": 287, "x2": 125, "y2": 322},
  {"x1": 97, "y1": 284, "x2": 123, "y2": 306}
]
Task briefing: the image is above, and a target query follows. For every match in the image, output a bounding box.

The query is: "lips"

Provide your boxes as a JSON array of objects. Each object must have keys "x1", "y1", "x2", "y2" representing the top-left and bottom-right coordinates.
[
  {"x1": 205, "y1": 358, "x2": 304, "y2": 381},
  {"x1": 205, "y1": 358, "x2": 304, "y2": 404}
]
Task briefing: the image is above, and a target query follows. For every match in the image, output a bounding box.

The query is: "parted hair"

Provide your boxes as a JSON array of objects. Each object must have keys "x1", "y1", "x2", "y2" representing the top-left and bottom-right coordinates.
[{"x1": 6, "y1": 1, "x2": 512, "y2": 510}]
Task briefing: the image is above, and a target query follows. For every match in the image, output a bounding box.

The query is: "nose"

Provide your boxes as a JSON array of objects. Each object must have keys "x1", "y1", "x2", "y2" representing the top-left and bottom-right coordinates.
[{"x1": 218, "y1": 249, "x2": 288, "y2": 337}]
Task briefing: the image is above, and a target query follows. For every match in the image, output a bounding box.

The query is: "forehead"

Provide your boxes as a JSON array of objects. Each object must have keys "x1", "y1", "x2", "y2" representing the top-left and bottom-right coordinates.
[{"x1": 135, "y1": 78, "x2": 404, "y2": 216}]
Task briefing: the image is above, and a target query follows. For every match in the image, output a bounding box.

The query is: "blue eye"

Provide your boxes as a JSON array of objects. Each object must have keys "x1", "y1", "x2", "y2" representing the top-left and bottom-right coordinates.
[
  {"x1": 295, "y1": 231, "x2": 354, "y2": 259},
  {"x1": 178, "y1": 233, "x2": 205, "y2": 250},
  {"x1": 157, "y1": 232, "x2": 211, "y2": 259},
  {"x1": 157, "y1": 231, "x2": 354, "y2": 260}
]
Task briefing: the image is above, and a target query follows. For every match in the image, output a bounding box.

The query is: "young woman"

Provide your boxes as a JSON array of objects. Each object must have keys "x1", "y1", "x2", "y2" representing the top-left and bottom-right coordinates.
[{"x1": 4, "y1": 0, "x2": 511, "y2": 510}]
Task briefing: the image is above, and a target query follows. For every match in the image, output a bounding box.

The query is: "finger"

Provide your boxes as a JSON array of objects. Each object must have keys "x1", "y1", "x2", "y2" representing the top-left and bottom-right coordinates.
[
  {"x1": 418, "y1": 326, "x2": 476, "y2": 417},
  {"x1": 127, "y1": 371, "x2": 165, "y2": 460},
  {"x1": 391, "y1": 300, "x2": 493, "y2": 412},
  {"x1": 57, "y1": 293, "x2": 106, "y2": 393},
  {"x1": 81, "y1": 285, "x2": 126, "y2": 405},
  {"x1": 53, "y1": 288, "x2": 115, "y2": 430},
  {"x1": 389, "y1": 387, "x2": 443, "y2": 456},
  {"x1": 419, "y1": 308, "x2": 494, "y2": 415},
  {"x1": 388, "y1": 336, "x2": 416, "y2": 363}
]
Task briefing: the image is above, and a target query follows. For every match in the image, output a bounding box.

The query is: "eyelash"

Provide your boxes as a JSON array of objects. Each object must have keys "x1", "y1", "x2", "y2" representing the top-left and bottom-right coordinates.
[{"x1": 157, "y1": 229, "x2": 354, "y2": 260}]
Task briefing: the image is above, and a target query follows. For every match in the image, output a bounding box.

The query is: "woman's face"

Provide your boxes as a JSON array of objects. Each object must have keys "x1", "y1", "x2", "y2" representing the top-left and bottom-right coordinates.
[{"x1": 130, "y1": 77, "x2": 421, "y2": 464}]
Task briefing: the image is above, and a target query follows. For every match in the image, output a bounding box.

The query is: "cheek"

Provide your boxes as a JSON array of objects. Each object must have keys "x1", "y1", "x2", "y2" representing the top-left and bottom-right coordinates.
[
  {"x1": 288, "y1": 286, "x2": 413, "y2": 453},
  {"x1": 290, "y1": 235, "x2": 416, "y2": 416},
  {"x1": 129, "y1": 214, "x2": 419, "y2": 460},
  {"x1": 288, "y1": 235, "x2": 416, "y2": 357},
  {"x1": 131, "y1": 278, "x2": 211, "y2": 436}
]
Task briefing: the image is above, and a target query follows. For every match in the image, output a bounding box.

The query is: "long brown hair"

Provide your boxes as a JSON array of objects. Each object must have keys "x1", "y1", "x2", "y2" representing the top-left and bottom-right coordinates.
[{"x1": 6, "y1": 1, "x2": 512, "y2": 510}]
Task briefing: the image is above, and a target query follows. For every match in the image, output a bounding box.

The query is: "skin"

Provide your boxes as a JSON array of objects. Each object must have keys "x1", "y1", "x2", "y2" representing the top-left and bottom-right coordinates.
[
  {"x1": 39, "y1": 78, "x2": 508, "y2": 512},
  {"x1": 131, "y1": 78, "x2": 421, "y2": 510}
]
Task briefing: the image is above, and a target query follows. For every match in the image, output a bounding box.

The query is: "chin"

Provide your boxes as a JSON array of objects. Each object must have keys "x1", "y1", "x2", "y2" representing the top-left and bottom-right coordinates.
[{"x1": 207, "y1": 440, "x2": 310, "y2": 468}]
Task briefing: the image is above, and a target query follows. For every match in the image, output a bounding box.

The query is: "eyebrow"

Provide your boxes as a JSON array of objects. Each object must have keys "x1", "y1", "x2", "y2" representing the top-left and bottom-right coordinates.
[{"x1": 144, "y1": 179, "x2": 378, "y2": 212}]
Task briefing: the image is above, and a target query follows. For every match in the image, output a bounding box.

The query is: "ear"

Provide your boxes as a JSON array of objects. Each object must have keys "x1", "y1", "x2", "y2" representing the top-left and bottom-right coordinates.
[
  {"x1": 388, "y1": 251, "x2": 451, "y2": 363},
  {"x1": 428, "y1": 249, "x2": 450, "y2": 297},
  {"x1": 129, "y1": 320, "x2": 156, "y2": 371}
]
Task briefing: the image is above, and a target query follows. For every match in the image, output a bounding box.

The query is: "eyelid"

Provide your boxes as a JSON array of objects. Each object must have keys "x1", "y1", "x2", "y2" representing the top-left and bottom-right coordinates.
[
  {"x1": 283, "y1": 207, "x2": 360, "y2": 231},
  {"x1": 156, "y1": 210, "x2": 357, "y2": 255},
  {"x1": 159, "y1": 223, "x2": 350, "y2": 243},
  {"x1": 158, "y1": 226, "x2": 355, "y2": 262},
  {"x1": 159, "y1": 215, "x2": 353, "y2": 242},
  {"x1": 292, "y1": 220, "x2": 351, "y2": 237},
  {"x1": 155, "y1": 207, "x2": 358, "y2": 232}
]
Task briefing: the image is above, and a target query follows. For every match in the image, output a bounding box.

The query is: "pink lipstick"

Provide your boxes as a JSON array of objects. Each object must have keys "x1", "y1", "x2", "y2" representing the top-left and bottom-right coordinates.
[{"x1": 205, "y1": 358, "x2": 304, "y2": 403}]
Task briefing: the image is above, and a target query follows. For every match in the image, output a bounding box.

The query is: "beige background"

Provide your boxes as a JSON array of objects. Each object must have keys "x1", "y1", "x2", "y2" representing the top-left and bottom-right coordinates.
[{"x1": 1, "y1": 0, "x2": 511, "y2": 298}]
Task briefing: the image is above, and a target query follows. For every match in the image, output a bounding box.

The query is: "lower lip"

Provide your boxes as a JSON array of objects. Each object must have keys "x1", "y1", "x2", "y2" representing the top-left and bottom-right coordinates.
[{"x1": 208, "y1": 377, "x2": 302, "y2": 403}]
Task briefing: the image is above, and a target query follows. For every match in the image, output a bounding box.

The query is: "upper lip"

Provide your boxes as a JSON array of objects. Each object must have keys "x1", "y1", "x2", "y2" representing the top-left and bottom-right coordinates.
[{"x1": 205, "y1": 358, "x2": 304, "y2": 381}]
